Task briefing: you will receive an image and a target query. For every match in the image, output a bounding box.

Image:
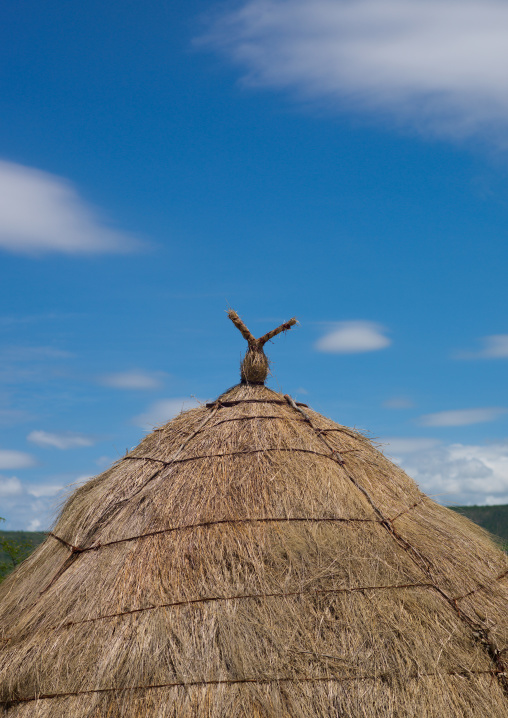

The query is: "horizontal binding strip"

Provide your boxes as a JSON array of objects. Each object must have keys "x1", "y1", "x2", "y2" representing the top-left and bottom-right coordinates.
[
  {"x1": 48, "y1": 495, "x2": 430, "y2": 554},
  {"x1": 207, "y1": 415, "x2": 308, "y2": 428},
  {"x1": 185, "y1": 416, "x2": 361, "y2": 437},
  {"x1": 3, "y1": 669, "x2": 501, "y2": 704},
  {"x1": 123, "y1": 447, "x2": 360, "y2": 466},
  {"x1": 206, "y1": 399, "x2": 309, "y2": 408},
  {"x1": 48, "y1": 515, "x2": 381, "y2": 553},
  {"x1": 4, "y1": 583, "x2": 433, "y2": 642}
]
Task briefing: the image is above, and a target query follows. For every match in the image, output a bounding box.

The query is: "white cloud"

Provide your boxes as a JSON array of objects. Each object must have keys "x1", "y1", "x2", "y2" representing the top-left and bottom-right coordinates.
[
  {"x1": 202, "y1": 0, "x2": 508, "y2": 140},
  {"x1": 457, "y1": 334, "x2": 508, "y2": 359},
  {"x1": 419, "y1": 407, "x2": 506, "y2": 427},
  {"x1": 0, "y1": 476, "x2": 23, "y2": 497},
  {"x1": 0, "y1": 160, "x2": 141, "y2": 255},
  {"x1": 27, "y1": 519, "x2": 42, "y2": 531},
  {"x1": 383, "y1": 438, "x2": 508, "y2": 505},
  {"x1": 100, "y1": 370, "x2": 166, "y2": 390},
  {"x1": 0, "y1": 450, "x2": 35, "y2": 469},
  {"x1": 133, "y1": 398, "x2": 202, "y2": 430},
  {"x1": 27, "y1": 430, "x2": 95, "y2": 450},
  {"x1": 315, "y1": 321, "x2": 390, "y2": 353}
]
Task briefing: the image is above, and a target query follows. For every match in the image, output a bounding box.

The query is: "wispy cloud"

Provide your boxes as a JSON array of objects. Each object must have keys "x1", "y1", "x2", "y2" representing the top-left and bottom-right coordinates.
[
  {"x1": 95, "y1": 455, "x2": 114, "y2": 468},
  {"x1": 382, "y1": 437, "x2": 442, "y2": 454},
  {"x1": 27, "y1": 430, "x2": 96, "y2": 450},
  {"x1": 0, "y1": 409, "x2": 33, "y2": 426},
  {"x1": 0, "y1": 450, "x2": 35, "y2": 470},
  {"x1": 0, "y1": 345, "x2": 73, "y2": 387},
  {"x1": 133, "y1": 398, "x2": 202, "y2": 430},
  {"x1": 27, "y1": 484, "x2": 65, "y2": 498},
  {"x1": 315, "y1": 321, "x2": 390, "y2": 353},
  {"x1": 383, "y1": 438, "x2": 508, "y2": 505},
  {"x1": 0, "y1": 475, "x2": 67, "y2": 530},
  {"x1": 0, "y1": 476, "x2": 23, "y2": 497},
  {"x1": 202, "y1": 0, "x2": 508, "y2": 141},
  {"x1": 0, "y1": 160, "x2": 142, "y2": 255},
  {"x1": 382, "y1": 396, "x2": 414, "y2": 410},
  {"x1": 100, "y1": 370, "x2": 167, "y2": 390},
  {"x1": 456, "y1": 334, "x2": 508, "y2": 359},
  {"x1": 0, "y1": 346, "x2": 73, "y2": 362},
  {"x1": 418, "y1": 407, "x2": 507, "y2": 427},
  {"x1": 0, "y1": 312, "x2": 84, "y2": 327}
]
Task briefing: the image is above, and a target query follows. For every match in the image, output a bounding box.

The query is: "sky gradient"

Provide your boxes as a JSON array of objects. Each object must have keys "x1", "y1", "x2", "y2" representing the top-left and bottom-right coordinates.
[{"x1": 1, "y1": 0, "x2": 508, "y2": 529}]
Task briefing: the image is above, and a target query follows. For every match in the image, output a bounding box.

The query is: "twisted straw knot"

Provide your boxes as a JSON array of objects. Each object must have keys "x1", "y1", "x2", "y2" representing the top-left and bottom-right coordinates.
[
  {"x1": 228, "y1": 310, "x2": 298, "y2": 385},
  {"x1": 241, "y1": 346, "x2": 270, "y2": 384}
]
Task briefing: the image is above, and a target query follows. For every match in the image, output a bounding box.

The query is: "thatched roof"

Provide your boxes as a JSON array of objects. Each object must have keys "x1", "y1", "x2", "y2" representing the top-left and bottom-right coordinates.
[{"x1": 1, "y1": 313, "x2": 507, "y2": 717}]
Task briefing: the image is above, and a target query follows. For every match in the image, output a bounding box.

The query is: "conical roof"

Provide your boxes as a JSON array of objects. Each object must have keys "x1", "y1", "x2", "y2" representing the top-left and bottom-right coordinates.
[{"x1": 1, "y1": 314, "x2": 507, "y2": 717}]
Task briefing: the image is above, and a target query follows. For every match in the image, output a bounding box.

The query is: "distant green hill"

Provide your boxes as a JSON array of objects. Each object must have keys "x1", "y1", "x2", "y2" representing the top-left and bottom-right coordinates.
[
  {"x1": 0, "y1": 505, "x2": 507, "y2": 582},
  {"x1": 450, "y1": 504, "x2": 508, "y2": 547},
  {"x1": 0, "y1": 530, "x2": 46, "y2": 560},
  {"x1": 0, "y1": 530, "x2": 47, "y2": 581}
]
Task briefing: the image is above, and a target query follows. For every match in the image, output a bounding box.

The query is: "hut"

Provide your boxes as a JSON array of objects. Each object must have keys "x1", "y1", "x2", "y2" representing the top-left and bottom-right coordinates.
[{"x1": 0, "y1": 311, "x2": 507, "y2": 717}]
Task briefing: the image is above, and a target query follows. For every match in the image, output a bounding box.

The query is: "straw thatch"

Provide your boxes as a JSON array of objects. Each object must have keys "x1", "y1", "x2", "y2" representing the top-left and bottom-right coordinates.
[{"x1": 1, "y1": 313, "x2": 507, "y2": 717}]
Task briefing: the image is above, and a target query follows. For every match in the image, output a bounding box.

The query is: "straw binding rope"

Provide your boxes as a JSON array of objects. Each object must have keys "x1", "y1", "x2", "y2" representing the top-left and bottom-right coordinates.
[
  {"x1": 0, "y1": 668, "x2": 502, "y2": 708},
  {"x1": 2, "y1": 669, "x2": 504, "y2": 706}
]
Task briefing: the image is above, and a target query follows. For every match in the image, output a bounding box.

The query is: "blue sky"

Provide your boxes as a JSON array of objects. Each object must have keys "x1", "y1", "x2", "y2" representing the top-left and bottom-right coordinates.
[{"x1": 2, "y1": 0, "x2": 508, "y2": 529}]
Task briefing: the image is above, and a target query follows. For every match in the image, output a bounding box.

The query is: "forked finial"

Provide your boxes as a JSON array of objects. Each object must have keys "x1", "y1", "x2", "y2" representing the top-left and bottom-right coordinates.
[{"x1": 228, "y1": 310, "x2": 298, "y2": 384}]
